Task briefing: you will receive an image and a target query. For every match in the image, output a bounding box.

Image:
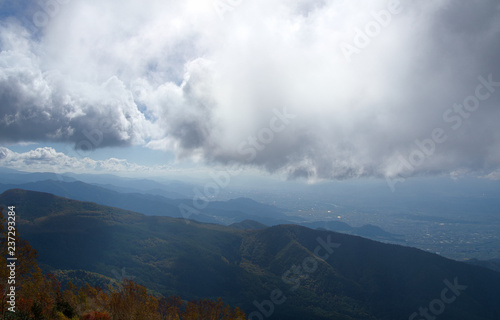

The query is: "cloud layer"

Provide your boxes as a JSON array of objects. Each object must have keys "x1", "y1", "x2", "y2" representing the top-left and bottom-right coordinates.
[
  {"x1": 0, "y1": 146, "x2": 171, "y2": 174},
  {"x1": 1, "y1": 0, "x2": 500, "y2": 180}
]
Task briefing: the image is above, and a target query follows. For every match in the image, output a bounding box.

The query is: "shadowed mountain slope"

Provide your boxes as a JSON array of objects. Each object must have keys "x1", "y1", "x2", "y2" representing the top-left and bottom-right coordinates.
[{"x1": 1, "y1": 189, "x2": 499, "y2": 320}]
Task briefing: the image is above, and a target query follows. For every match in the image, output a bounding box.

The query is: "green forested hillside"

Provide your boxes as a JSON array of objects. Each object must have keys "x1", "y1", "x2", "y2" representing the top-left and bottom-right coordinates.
[{"x1": 1, "y1": 189, "x2": 499, "y2": 320}]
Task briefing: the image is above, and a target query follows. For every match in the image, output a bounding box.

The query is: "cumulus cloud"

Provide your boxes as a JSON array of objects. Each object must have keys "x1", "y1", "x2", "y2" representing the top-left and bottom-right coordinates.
[
  {"x1": 0, "y1": 0, "x2": 500, "y2": 180},
  {"x1": 0, "y1": 20, "x2": 153, "y2": 148},
  {"x1": 0, "y1": 146, "x2": 172, "y2": 174}
]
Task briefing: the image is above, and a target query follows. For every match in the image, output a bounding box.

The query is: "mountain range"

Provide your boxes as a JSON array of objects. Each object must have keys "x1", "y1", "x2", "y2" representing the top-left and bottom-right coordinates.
[
  {"x1": 1, "y1": 189, "x2": 499, "y2": 320},
  {"x1": 0, "y1": 169, "x2": 403, "y2": 241}
]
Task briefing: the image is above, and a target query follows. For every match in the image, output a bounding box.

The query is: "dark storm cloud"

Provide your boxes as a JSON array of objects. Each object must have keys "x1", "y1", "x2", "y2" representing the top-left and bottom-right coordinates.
[{"x1": 1, "y1": 0, "x2": 500, "y2": 180}]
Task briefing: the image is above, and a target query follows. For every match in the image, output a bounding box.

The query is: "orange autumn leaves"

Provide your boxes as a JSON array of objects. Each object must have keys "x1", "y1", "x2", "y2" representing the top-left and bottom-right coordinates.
[{"x1": 0, "y1": 209, "x2": 245, "y2": 320}]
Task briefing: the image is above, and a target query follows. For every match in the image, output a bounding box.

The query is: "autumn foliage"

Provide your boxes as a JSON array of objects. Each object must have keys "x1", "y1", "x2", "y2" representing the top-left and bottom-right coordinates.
[{"x1": 0, "y1": 209, "x2": 245, "y2": 320}]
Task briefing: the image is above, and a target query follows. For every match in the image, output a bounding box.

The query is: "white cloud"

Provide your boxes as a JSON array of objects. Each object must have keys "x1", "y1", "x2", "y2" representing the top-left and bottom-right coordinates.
[
  {"x1": 1, "y1": 0, "x2": 500, "y2": 180},
  {"x1": 481, "y1": 170, "x2": 500, "y2": 181},
  {"x1": 0, "y1": 146, "x2": 173, "y2": 174}
]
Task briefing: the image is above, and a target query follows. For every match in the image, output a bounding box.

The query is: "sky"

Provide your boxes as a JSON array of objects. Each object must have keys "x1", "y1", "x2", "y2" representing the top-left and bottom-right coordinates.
[{"x1": 0, "y1": 0, "x2": 500, "y2": 183}]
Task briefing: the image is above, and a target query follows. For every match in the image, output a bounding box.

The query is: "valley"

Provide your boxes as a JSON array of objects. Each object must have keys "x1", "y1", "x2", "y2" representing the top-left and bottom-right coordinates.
[{"x1": 1, "y1": 187, "x2": 500, "y2": 319}]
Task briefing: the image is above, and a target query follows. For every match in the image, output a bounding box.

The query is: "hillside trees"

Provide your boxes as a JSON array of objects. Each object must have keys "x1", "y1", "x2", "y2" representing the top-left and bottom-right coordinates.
[{"x1": 0, "y1": 208, "x2": 245, "y2": 320}]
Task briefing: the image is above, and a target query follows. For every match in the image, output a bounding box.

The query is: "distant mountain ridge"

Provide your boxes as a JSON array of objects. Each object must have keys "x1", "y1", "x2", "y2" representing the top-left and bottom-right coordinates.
[
  {"x1": 0, "y1": 169, "x2": 402, "y2": 241},
  {"x1": 0, "y1": 171, "x2": 78, "y2": 184},
  {"x1": 0, "y1": 169, "x2": 194, "y2": 198},
  {"x1": 0, "y1": 180, "x2": 290, "y2": 225},
  {"x1": 1, "y1": 189, "x2": 499, "y2": 320},
  {"x1": 0, "y1": 178, "x2": 402, "y2": 241},
  {"x1": 0, "y1": 178, "x2": 401, "y2": 241},
  {"x1": 229, "y1": 219, "x2": 268, "y2": 230},
  {"x1": 466, "y1": 258, "x2": 500, "y2": 273},
  {"x1": 301, "y1": 220, "x2": 404, "y2": 241}
]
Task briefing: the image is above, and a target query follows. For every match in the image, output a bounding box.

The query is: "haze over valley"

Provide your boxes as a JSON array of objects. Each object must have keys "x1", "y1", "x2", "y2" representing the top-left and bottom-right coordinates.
[{"x1": 1, "y1": 0, "x2": 500, "y2": 319}]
